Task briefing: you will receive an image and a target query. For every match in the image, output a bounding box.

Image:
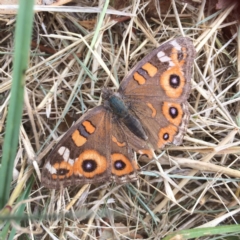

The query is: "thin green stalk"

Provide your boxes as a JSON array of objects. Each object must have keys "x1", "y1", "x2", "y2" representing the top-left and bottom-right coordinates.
[{"x1": 0, "y1": 0, "x2": 35, "y2": 208}]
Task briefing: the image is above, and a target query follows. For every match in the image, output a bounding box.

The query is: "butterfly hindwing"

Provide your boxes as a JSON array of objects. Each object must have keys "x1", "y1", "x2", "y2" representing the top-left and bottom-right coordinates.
[{"x1": 110, "y1": 119, "x2": 140, "y2": 183}]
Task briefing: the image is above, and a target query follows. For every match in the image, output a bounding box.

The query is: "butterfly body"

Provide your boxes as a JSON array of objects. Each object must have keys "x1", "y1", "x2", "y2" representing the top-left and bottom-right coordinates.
[
  {"x1": 42, "y1": 37, "x2": 195, "y2": 189},
  {"x1": 105, "y1": 92, "x2": 148, "y2": 141}
]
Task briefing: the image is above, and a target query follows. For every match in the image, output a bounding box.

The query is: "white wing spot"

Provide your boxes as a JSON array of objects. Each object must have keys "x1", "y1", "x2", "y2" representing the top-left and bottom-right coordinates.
[
  {"x1": 159, "y1": 56, "x2": 171, "y2": 62},
  {"x1": 157, "y1": 51, "x2": 165, "y2": 58},
  {"x1": 170, "y1": 40, "x2": 181, "y2": 50},
  {"x1": 58, "y1": 146, "x2": 74, "y2": 165},
  {"x1": 58, "y1": 146, "x2": 66, "y2": 156},
  {"x1": 63, "y1": 148, "x2": 70, "y2": 161},
  {"x1": 45, "y1": 162, "x2": 56, "y2": 174},
  {"x1": 157, "y1": 51, "x2": 175, "y2": 66},
  {"x1": 68, "y1": 158, "x2": 74, "y2": 166}
]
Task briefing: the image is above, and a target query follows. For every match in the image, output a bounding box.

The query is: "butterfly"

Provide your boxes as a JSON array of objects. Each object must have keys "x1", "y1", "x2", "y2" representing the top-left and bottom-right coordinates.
[{"x1": 42, "y1": 37, "x2": 195, "y2": 189}]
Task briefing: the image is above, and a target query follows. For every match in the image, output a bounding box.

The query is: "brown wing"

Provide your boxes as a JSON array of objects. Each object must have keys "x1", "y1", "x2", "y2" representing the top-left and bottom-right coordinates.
[
  {"x1": 126, "y1": 100, "x2": 189, "y2": 150},
  {"x1": 42, "y1": 105, "x2": 142, "y2": 188},
  {"x1": 118, "y1": 37, "x2": 195, "y2": 150},
  {"x1": 110, "y1": 119, "x2": 142, "y2": 183},
  {"x1": 42, "y1": 106, "x2": 113, "y2": 189}
]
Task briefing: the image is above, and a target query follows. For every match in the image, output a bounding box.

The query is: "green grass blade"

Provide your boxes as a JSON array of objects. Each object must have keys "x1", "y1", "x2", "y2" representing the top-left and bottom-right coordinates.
[
  {"x1": 163, "y1": 225, "x2": 240, "y2": 239},
  {"x1": 0, "y1": 0, "x2": 35, "y2": 208},
  {"x1": 8, "y1": 176, "x2": 34, "y2": 240}
]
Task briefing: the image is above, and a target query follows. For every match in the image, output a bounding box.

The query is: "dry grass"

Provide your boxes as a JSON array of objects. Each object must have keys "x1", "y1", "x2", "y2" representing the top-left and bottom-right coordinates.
[{"x1": 1, "y1": 0, "x2": 240, "y2": 239}]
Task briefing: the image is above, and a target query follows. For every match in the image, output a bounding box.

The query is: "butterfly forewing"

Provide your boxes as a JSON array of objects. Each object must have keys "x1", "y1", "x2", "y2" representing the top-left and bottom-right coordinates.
[
  {"x1": 119, "y1": 37, "x2": 195, "y2": 102},
  {"x1": 42, "y1": 106, "x2": 112, "y2": 188},
  {"x1": 118, "y1": 37, "x2": 195, "y2": 150}
]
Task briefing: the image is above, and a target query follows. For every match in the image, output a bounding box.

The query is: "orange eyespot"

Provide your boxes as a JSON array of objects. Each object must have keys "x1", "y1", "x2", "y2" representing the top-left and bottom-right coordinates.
[
  {"x1": 52, "y1": 161, "x2": 73, "y2": 179},
  {"x1": 159, "y1": 68, "x2": 185, "y2": 98},
  {"x1": 74, "y1": 150, "x2": 108, "y2": 178},
  {"x1": 162, "y1": 102, "x2": 183, "y2": 126},
  {"x1": 111, "y1": 153, "x2": 135, "y2": 176},
  {"x1": 158, "y1": 125, "x2": 178, "y2": 148}
]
